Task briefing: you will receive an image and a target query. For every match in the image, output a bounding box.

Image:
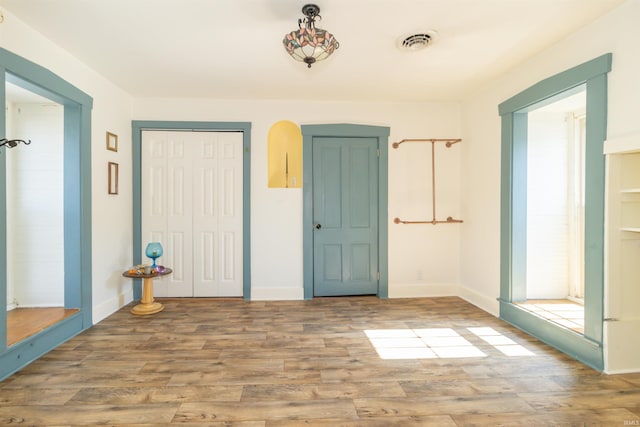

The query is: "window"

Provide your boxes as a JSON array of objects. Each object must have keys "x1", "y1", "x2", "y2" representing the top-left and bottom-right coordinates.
[{"x1": 498, "y1": 54, "x2": 611, "y2": 371}]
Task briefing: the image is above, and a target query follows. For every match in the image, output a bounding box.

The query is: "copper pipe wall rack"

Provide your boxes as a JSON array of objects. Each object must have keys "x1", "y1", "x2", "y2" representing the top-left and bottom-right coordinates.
[
  {"x1": 394, "y1": 216, "x2": 463, "y2": 225},
  {"x1": 392, "y1": 137, "x2": 463, "y2": 225}
]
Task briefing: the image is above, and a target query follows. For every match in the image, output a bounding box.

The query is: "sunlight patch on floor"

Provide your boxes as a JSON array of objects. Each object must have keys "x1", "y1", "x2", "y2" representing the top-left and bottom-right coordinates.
[
  {"x1": 467, "y1": 326, "x2": 536, "y2": 356},
  {"x1": 365, "y1": 327, "x2": 535, "y2": 360},
  {"x1": 516, "y1": 299, "x2": 584, "y2": 334}
]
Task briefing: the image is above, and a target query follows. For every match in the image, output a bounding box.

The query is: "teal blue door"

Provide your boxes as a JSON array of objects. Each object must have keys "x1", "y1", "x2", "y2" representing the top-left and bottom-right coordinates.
[{"x1": 312, "y1": 137, "x2": 379, "y2": 296}]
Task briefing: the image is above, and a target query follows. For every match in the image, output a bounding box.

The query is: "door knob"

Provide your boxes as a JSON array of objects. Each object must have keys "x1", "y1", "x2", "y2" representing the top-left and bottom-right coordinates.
[{"x1": 314, "y1": 223, "x2": 322, "y2": 230}]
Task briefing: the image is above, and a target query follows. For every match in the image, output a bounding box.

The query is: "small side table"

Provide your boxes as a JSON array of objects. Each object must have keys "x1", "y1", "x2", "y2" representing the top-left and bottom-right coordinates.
[{"x1": 123, "y1": 268, "x2": 172, "y2": 315}]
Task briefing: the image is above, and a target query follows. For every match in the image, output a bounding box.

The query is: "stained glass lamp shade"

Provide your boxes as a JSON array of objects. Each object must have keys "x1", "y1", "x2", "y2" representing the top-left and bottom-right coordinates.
[{"x1": 283, "y1": 4, "x2": 339, "y2": 68}]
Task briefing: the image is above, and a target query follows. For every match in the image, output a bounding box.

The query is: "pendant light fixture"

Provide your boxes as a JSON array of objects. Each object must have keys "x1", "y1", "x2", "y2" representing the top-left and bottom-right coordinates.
[{"x1": 282, "y1": 4, "x2": 339, "y2": 68}]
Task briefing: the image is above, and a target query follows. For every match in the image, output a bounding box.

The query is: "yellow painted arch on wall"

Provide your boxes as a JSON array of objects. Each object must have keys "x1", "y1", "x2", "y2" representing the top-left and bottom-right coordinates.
[{"x1": 268, "y1": 120, "x2": 302, "y2": 188}]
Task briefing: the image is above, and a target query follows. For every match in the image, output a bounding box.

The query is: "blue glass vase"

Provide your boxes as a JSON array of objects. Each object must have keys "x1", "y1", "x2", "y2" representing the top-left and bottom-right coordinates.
[{"x1": 145, "y1": 242, "x2": 163, "y2": 268}]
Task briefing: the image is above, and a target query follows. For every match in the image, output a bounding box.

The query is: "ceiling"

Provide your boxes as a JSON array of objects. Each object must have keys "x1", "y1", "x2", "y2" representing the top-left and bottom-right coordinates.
[{"x1": 0, "y1": 0, "x2": 626, "y2": 102}]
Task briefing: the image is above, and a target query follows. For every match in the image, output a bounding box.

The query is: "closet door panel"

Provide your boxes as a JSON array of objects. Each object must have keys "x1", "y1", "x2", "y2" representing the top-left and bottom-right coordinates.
[
  {"x1": 165, "y1": 132, "x2": 194, "y2": 297},
  {"x1": 142, "y1": 130, "x2": 243, "y2": 297},
  {"x1": 141, "y1": 131, "x2": 170, "y2": 296},
  {"x1": 216, "y1": 133, "x2": 243, "y2": 296},
  {"x1": 193, "y1": 133, "x2": 220, "y2": 296},
  {"x1": 194, "y1": 132, "x2": 243, "y2": 296}
]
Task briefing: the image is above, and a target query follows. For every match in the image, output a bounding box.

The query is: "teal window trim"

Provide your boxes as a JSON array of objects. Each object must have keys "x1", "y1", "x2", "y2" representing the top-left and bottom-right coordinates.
[
  {"x1": 498, "y1": 54, "x2": 612, "y2": 115},
  {"x1": 301, "y1": 123, "x2": 390, "y2": 300},
  {"x1": 0, "y1": 48, "x2": 93, "y2": 380},
  {"x1": 498, "y1": 53, "x2": 611, "y2": 371},
  {"x1": 131, "y1": 120, "x2": 252, "y2": 300}
]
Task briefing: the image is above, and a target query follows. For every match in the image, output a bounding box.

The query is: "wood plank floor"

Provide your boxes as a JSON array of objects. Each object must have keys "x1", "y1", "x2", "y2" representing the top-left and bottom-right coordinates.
[
  {"x1": 7, "y1": 307, "x2": 80, "y2": 346},
  {"x1": 1, "y1": 296, "x2": 639, "y2": 426}
]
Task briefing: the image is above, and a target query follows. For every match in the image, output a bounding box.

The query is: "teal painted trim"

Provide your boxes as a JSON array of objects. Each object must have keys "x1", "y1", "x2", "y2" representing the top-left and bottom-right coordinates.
[
  {"x1": 241, "y1": 129, "x2": 252, "y2": 301},
  {"x1": 0, "y1": 48, "x2": 93, "y2": 108},
  {"x1": 583, "y1": 74, "x2": 607, "y2": 343},
  {"x1": 514, "y1": 84, "x2": 586, "y2": 115},
  {"x1": 63, "y1": 105, "x2": 93, "y2": 323},
  {"x1": 0, "y1": 68, "x2": 6, "y2": 351},
  {"x1": 131, "y1": 120, "x2": 252, "y2": 300},
  {"x1": 302, "y1": 130, "x2": 314, "y2": 300},
  {"x1": 301, "y1": 124, "x2": 390, "y2": 300},
  {"x1": 499, "y1": 54, "x2": 610, "y2": 370},
  {"x1": 63, "y1": 106, "x2": 82, "y2": 309},
  {"x1": 79, "y1": 104, "x2": 93, "y2": 325},
  {"x1": 378, "y1": 130, "x2": 389, "y2": 299},
  {"x1": 500, "y1": 112, "x2": 531, "y2": 303},
  {"x1": 131, "y1": 124, "x2": 143, "y2": 299},
  {"x1": 498, "y1": 53, "x2": 611, "y2": 115},
  {"x1": 302, "y1": 123, "x2": 390, "y2": 139},
  {"x1": 0, "y1": 313, "x2": 83, "y2": 380},
  {"x1": 0, "y1": 48, "x2": 93, "y2": 381},
  {"x1": 133, "y1": 120, "x2": 250, "y2": 132},
  {"x1": 511, "y1": 113, "x2": 528, "y2": 302},
  {"x1": 500, "y1": 301, "x2": 603, "y2": 371},
  {"x1": 499, "y1": 113, "x2": 513, "y2": 303},
  {"x1": 62, "y1": 103, "x2": 93, "y2": 326}
]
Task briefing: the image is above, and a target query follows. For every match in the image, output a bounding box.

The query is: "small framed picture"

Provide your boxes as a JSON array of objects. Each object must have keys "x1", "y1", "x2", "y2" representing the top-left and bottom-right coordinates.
[
  {"x1": 108, "y1": 162, "x2": 119, "y2": 195},
  {"x1": 106, "y1": 131, "x2": 118, "y2": 152}
]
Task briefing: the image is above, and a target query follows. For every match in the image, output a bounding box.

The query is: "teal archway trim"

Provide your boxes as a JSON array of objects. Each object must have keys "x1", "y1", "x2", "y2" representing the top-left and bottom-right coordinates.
[
  {"x1": 302, "y1": 123, "x2": 390, "y2": 300},
  {"x1": 498, "y1": 53, "x2": 611, "y2": 371},
  {"x1": 0, "y1": 48, "x2": 93, "y2": 380},
  {"x1": 131, "y1": 120, "x2": 252, "y2": 300}
]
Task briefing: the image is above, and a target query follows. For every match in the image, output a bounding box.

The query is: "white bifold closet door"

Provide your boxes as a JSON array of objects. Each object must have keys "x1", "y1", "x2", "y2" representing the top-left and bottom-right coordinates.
[{"x1": 142, "y1": 130, "x2": 243, "y2": 297}]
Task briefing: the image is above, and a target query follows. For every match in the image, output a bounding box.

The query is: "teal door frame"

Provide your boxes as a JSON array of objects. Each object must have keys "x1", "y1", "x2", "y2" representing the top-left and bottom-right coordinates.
[
  {"x1": 302, "y1": 124, "x2": 389, "y2": 300},
  {"x1": 131, "y1": 121, "x2": 252, "y2": 300},
  {"x1": 0, "y1": 48, "x2": 93, "y2": 380},
  {"x1": 498, "y1": 53, "x2": 611, "y2": 371}
]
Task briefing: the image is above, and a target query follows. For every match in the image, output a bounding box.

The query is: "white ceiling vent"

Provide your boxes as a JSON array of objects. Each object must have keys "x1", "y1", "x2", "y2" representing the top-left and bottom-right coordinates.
[{"x1": 398, "y1": 31, "x2": 437, "y2": 51}]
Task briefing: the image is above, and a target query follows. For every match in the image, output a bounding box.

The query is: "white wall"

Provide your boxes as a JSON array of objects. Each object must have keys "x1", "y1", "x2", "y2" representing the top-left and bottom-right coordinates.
[
  {"x1": 133, "y1": 99, "x2": 462, "y2": 299},
  {"x1": 460, "y1": 0, "x2": 640, "y2": 370},
  {"x1": 6, "y1": 102, "x2": 64, "y2": 307},
  {"x1": 0, "y1": 10, "x2": 135, "y2": 322}
]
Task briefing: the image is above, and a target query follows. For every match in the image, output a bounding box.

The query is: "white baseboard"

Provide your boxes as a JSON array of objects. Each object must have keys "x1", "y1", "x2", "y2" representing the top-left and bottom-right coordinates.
[
  {"x1": 458, "y1": 285, "x2": 499, "y2": 317},
  {"x1": 6, "y1": 302, "x2": 17, "y2": 311},
  {"x1": 388, "y1": 283, "x2": 458, "y2": 299},
  {"x1": 604, "y1": 367, "x2": 640, "y2": 374},
  {"x1": 604, "y1": 319, "x2": 640, "y2": 374},
  {"x1": 250, "y1": 287, "x2": 304, "y2": 301},
  {"x1": 92, "y1": 288, "x2": 134, "y2": 324},
  {"x1": 7, "y1": 303, "x2": 64, "y2": 308}
]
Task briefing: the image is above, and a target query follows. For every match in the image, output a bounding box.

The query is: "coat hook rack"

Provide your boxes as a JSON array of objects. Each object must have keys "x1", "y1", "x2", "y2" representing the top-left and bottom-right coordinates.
[
  {"x1": 392, "y1": 138, "x2": 463, "y2": 225},
  {"x1": 0, "y1": 138, "x2": 31, "y2": 149}
]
